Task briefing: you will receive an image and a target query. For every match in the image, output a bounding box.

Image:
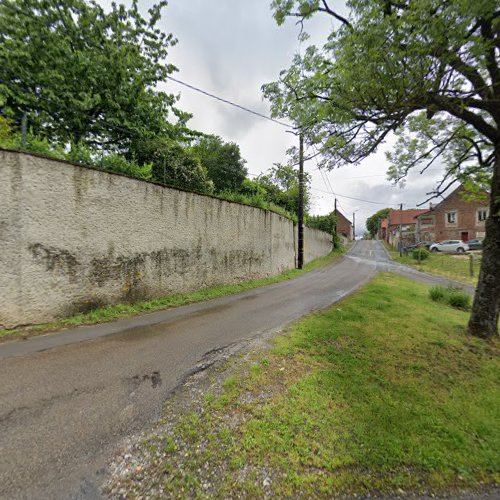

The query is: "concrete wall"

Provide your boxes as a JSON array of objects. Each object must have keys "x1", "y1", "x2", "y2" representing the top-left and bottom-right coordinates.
[{"x1": 0, "y1": 150, "x2": 332, "y2": 327}]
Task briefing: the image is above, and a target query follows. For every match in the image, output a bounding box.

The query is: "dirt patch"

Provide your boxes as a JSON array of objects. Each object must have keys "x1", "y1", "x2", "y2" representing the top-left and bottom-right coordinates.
[{"x1": 102, "y1": 326, "x2": 286, "y2": 498}]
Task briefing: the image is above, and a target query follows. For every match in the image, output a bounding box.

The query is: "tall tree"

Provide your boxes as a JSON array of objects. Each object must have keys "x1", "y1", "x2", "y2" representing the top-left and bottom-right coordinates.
[
  {"x1": 191, "y1": 135, "x2": 247, "y2": 193},
  {"x1": 135, "y1": 136, "x2": 213, "y2": 193},
  {"x1": 366, "y1": 208, "x2": 391, "y2": 238},
  {"x1": 0, "y1": 0, "x2": 189, "y2": 150},
  {"x1": 257, "y1": 163, "x2": 311, "y2": 214},
  {"x1": 264, "y1": 0, "x2": 500, "y2": 338}
]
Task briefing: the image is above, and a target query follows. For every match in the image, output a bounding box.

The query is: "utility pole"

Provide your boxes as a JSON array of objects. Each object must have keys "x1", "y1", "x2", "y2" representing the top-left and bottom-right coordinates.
[
  {"x1": 333, "y1": 198, "x2": 338, "y2": 248},
  {"x1": 297, "y1": 133, "x2": 304, "y2": 269},
  {"x1": 399, "y1": 203, "x2": 403, "y2": 256},
  {"x1": 352, "y1": 212, "x2": 356, "y2": 241},
  {"x1": 21, "y1": 111, "x2": 27, "y2": 147}
]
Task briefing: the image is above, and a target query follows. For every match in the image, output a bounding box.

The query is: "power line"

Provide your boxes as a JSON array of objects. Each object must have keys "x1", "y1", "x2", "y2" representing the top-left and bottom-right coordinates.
[
  {"x1": 307, "y1": 144, "x2": 400, "y2": 209},
  {"x1": 16, "y1": 94, "x2": 394, "y2": 210},
  {"x1": 311, "y1": 186, "x2": 399, "y2": 206},
  {"x1": 166, "y1": 76, "x2": 293, "y2": 129},
  {"x1": 311, "y1": 147, "x2": 336, "y2": 196}
]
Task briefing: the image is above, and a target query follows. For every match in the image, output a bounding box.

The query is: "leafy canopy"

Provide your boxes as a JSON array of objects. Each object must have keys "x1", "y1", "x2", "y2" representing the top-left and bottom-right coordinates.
[
  {"x1": 366, "y1": 208, "x2": 391, "y2": 237},
  {"x1": 0, "y1": 0, "x2": 190, "y2": 149},
  {"x1": 191, "y1": 135, "x2": 248, "y2": 193},
  {"x1": 257, "y1": 162, "x2": 311, "y2": 214},
  {"x1": 264, "y1": 0, "x2": 499, "y2": 199},
  {"x1": 135, "y1": 136, "x2": 213, "y2": 193},
  {"x1": 265, "y1": 0, "x2": 500, "y2": 338}
]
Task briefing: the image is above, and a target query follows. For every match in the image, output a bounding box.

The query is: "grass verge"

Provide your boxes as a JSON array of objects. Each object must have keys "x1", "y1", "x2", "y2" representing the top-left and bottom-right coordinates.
[
  {"x1": 107, "y1": 273, "x2": 499, "y2": 498},
  {"x1": 0, "y1": 247, "x2": 345, "y2": 342},
  {"x1": 382, "y1": 242, "x2": 480, "y2": 285},
  {"x1": 430, "y1": 285, "x2": 472, "y2": 310}
]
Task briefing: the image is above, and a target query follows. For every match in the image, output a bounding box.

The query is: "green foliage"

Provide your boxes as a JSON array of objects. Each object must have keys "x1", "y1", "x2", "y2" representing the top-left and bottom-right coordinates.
[
  {"x1": 0, "y1": 116, "x2": 13, "y2": 142},
  {"x1": 306, "y1": 213, "x2": 336, "y2": 233},
  {"x1": 265, "y1": 0, "x2": 499, "y2": 336},
  {"x1": 448, "y1": 291, "x2": 472, "y2": 311},
  {"x1": 391, "y1": 249, "x2": 481, "y2": 286},
  {"x1": 106, "y1": 274, "x2": 499, "y2": 497},
  {"x1": 217, "y1": 190, "x2": 296, "y2": 221},
  {"x1": 412, "y1": 248, "x2": 430, "y2": 261},
  {"x1": 0, "y1": 127, "x2": 152, "y2": 181},
  {"x1": 99, "y1": 153, "x2": 152, "y2": 180},
  {"x1": 429, "y1": 286, "x2": 471, "y2": 311},
  {"x1": 0, "y1": 0, "x2": 189, "y2": 149},
  {"x1": 238, "y1": 178, "x2": 267, "y2": 198},
  {"x1": 429, "y1": 286, "x2": 447, "y2": 302},
  {"x1": 191, "y1": 135, "x2": 247, "y2": 192},
  {"x1": 131, "y1": 136, "x2": 212, "y2": 192},
  {"x1": 256, "y1": 163, "x2": 310, "y2": 214},
  {"x1": 366, "y1": 208, "x2": 391, "y2": 238},
  {"x1": 264, "y1": 1, "x2": 498, "y2": 189},
  {"x1": 149, "y1": 141, "x2": 212, "y2": 193},
  {"x1": 225, "y1": 164, "x2": 311, "y2": 220}
]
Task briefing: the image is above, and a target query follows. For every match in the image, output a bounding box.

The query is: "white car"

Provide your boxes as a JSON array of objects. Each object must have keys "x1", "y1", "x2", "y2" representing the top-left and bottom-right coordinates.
[{"x1": 429, "y1": 240, "x2": 469, "y2": 253}]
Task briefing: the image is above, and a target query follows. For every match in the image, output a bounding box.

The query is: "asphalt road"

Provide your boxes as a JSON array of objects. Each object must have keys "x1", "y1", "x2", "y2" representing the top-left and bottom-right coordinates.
[{"x1": 0, "y1": 241, "x2": 475, "y2": 499}]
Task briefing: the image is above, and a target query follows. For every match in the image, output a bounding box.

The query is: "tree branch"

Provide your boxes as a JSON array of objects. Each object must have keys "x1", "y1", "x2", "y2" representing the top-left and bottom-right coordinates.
[
  {"x1": 319, "y1": 1, "x2": 352, "y2": 29},
  {"x1": 431, "y1": 95, "x2": 499, "y2": 143},
  {"x1": 438, "y1": 48, "x2": 491, "y2": 101}
]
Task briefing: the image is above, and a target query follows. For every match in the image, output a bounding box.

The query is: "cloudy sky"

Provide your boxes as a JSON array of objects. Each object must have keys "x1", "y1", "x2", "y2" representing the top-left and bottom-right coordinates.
[{"x1": 121, "y1": 0, "x2": 448, "y2": 234}]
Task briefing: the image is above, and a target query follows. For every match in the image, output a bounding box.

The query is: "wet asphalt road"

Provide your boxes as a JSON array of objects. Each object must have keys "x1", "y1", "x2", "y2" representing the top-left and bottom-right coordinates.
[{"x1": 0, "y1": 241, "x2": 475, "y2": 499}]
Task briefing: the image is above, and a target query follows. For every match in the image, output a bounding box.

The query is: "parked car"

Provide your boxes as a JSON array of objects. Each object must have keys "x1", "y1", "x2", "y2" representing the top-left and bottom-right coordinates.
[
  {"x1": 429, "y1": 240, "x2": 469, "y2": 253},
  {"x1": 467, "y1": 239, "x2": 483, "y2": 250},
  {"x1": 403, "y1": 241, "x2": 435, "y2": 252},
  {"x1": 421, "y1": 241, "x2": 436, "y2": 249}
]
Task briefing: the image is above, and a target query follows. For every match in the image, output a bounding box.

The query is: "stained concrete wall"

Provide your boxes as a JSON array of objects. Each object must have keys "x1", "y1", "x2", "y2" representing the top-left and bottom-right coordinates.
[{"x1": 0, "y1": 150, "x2": 332, "y2": 327}]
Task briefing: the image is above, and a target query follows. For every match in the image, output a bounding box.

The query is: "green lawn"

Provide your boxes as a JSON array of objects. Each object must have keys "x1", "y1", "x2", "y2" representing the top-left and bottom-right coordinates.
[
  {"x1": 383, "y1": 242, "x2": 481, "y2": 285},
  {"x1": 109, "y1": 273, "x2": 499, "y2": 498},
  {"x1": 0, "y1": 247, "x2": 345, "y2": 342}
]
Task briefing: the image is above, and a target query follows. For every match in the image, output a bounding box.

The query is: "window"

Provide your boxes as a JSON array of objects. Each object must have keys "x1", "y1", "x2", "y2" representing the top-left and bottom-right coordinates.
[
  {"x1": 446, "y1": 212, "x2": 457, "y2": 224},
  {"x1": 477, "y1": 209, "x2": 488, "y2": 222}
]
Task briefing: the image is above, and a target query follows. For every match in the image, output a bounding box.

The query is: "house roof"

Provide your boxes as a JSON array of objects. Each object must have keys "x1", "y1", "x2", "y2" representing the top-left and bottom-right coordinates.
[
  {"x1": 333, "y1": 209, "x2": 352, "y2": 227},
  {"x1": 414, "y1": 184, "x2": 490, "y2": 218},
  {"x1": 388, "y1": 209, "x2": 428, "y2": 226}
]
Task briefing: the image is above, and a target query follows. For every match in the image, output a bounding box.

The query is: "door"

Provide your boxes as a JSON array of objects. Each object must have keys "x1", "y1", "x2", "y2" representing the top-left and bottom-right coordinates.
[{"x1": 461, "y1": 231, "x2": 469, "y2": 242}]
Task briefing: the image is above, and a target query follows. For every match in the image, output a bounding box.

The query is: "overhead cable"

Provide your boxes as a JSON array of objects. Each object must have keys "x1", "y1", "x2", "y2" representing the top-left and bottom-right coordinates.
[{"x1": 166, "y1": 76, "x2": 293, "y2": 129}]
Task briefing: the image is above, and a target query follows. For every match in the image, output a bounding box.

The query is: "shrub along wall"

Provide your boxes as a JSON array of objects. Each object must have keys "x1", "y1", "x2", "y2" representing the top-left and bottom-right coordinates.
[{"x1": 0, "y1": 150, "x2": 332, "y2": 327}]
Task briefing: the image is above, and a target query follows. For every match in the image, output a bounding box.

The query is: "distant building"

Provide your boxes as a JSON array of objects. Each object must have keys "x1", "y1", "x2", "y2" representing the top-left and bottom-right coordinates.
[
  {"x1": 415, "y1": 185, "x2": 490, "y2": 242},
  {"x1": 386, "y1": 209, "x2": 428, "y2": 248},
  {"x1": 378, "y1": 217, "x2": 389, "y2": 241},
  {"x1": 333, "y1": 209, "x2": 353, "y2": 242}
]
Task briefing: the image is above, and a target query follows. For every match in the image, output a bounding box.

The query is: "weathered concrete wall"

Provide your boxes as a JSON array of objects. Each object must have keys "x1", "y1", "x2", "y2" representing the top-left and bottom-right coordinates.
[
  {"x1": 0, "y1": 150, "x2": 332, "y2": 327},
  {"x1": 303, "y1": 226, "x2": 333, "y2": 263}
]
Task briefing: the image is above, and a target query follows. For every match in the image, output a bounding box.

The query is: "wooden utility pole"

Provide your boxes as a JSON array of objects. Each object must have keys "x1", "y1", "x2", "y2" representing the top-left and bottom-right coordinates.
[
  {"x1": 352, "y1": 212, "x2": 356, "y2": 241},
  {"x1": 297, "y1": 133, "x2": 304, "y2": 269},
  {"x1": 399, "y1": 203, "x2": 403, "y2": 256},
  {"x1": 333, "y1": 198, "x2": 338, "y2": 248},
  {"x1": 21, "y1": 111, "x2": 27, "y2": 147}
]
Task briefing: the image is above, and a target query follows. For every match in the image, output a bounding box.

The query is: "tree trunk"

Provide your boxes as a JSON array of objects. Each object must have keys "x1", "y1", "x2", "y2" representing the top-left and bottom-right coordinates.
[{"x1": 468, "y1": 147, "x2": 500, "y2": 338}]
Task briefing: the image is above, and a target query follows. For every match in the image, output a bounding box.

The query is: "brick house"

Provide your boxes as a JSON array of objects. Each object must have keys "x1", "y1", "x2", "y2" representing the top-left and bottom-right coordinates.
[
  {"x1": 379, "y1": 217, "x2": 388, "y2": 241},
  {"x1": 415, "y1": 184, "x2": 490, "y2": 242},
  {"x1": 333, "y1": 209, "x2": 353, "y2": 242},
  {"x1": 385, "y1": 209, "x2": 428, "y2": 247}
]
